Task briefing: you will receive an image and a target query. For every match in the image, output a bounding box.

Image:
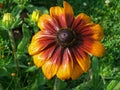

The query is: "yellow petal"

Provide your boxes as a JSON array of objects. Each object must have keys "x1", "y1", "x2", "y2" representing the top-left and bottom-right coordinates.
[
  {"x1": 77, "y1": 56, "x2": 91, "y2": 72},
  {"x1": 33, "y1": 54, "x2": 45, "y2": 68},
  {"x1": 50, "y1": 6, "x2": 64, "y2": 17},
  {"x1": 57, "y1": 48, "x2": 73, "y2": 80},
  {"x1": 33, "y1": 45, "x2": 56, "y2": 68},
  {"x1": 42, "y1": 60, "x2": 59, "y2": 79},
  {"x1": 50, "y1": 6, "x2": 67, "y2": 28},
  {"x1": 42, "y1": 47, "x2": 62, "y2": 79},
  {"x1": 31, "y1": 31, "x2": 41, "y2": 42},
  {"x1": 28, "y1": 39, "x2": 42, "y2": 55},
  {"x1": 74, "y1": 49, "x2": 91, "y2": 72},
  {"x1": 71, "y1": 61, "x2": 84, "y2": 80}
]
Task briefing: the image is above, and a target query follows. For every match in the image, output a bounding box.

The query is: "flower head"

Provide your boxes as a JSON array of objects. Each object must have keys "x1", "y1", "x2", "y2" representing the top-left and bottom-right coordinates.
[{"x1": 28, "y1": 1, "x2": 105, "y2": 80}]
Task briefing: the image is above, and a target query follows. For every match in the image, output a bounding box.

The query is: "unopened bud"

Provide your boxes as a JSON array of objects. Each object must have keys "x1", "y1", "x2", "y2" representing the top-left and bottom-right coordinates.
[
  {"x1": 2, "y1": 13, "x2": 14, "y2": 29},
  {"x1": 11, "y1": 72, "x2": 16, "y2": 77},
  {"x1": 105, "y1": 0, "x2": 110, "y2": 6},
  {"x1": 1, "y1": 54, "x2": 5, "y2": 59},
  {"x1": 27, "y1": 62, "x2": 31, "y2": 66},
  {"x1": 31, "y1": 9, "x2": 40, "y2": 22}
]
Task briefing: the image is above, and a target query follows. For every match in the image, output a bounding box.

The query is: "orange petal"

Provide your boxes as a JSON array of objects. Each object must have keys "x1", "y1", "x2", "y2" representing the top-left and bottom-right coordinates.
[
  {"x1": 33, "y1": 45, "x2": 57, "y2": 68},
  {"x1": 72, "y1": 13, "x2": 91, "y2": 30},
  {"x1": 38, "y1": 14, "x2": 59, "y2": 33},
  {"x1": 71, "y1": 61, "x2": 84, "y2": 80},
  {"x1": 72, "y1": 47, "x2": 91, "y2": 72},
  {"x1": 50, "y1": 6, "x2": 67, "y2": 28},
  {"x1": 90, "y1": 41, "x2": 105, "y2": 57},
  {"x1": 81, "y1": 40, "x2": 105, "y2": 57},
  {"x1": 80, "y1": 23, "x2": 104, "y2": 41},
  {"x1": 42, "y1": 47, "x2": 62, "y2": 79},
  {"x1": 57, "y1": 48, "x2": 73, "y2": 80},
  {"x1": 28, "y1": 36, "x2": 55, "y2": 55},
  {"x1": 90, "y1": 24, "x2": 104, "y2": 40},
  {"x1": 64, "y1": 1, "x2": 74, "y2": 27}
]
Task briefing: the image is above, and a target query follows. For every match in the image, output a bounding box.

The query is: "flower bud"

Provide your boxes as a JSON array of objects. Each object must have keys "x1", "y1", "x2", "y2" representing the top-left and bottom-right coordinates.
[
  {"x1": 11, "y1": 72, "x2": 16, "y2": 77},
  {"x1": 31, "y1": 9, "x2": 40, "y2": 22},
  {"x1": 83, "y1": 2, "x2": 87, "y2": 6},
  {"x1": 2, "y1": 13, "x2": 14, "y2": 29},
  {"x1": 27, "y1": 62, "x2": 31, "y2": 66},
  {"x1": 105, "y1": 0, "x2": 110, "y2": 6},
  {"x1": 1, "y1": 54, "x2": 5, "y2": 59}
]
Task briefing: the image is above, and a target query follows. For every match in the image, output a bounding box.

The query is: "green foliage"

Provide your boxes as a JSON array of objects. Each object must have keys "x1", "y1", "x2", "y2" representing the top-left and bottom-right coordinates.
[{"x1": 0, "y1": 0, "x2": 120, "y2": 90}]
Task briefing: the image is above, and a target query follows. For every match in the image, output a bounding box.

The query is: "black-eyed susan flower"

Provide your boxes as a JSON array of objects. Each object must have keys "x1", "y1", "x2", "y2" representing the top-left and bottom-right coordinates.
[{"x1": 28, "y1": 1, "x2": 105, "y2": 80}]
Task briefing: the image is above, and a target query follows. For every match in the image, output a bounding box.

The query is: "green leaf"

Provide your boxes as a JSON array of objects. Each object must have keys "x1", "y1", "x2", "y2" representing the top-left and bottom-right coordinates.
[
  {"x1": 114, "y1": 81, "x2": 120, "y2": 90},
  {"x1": 17, "y1": 23, "x2": 31, "y2": 54},
  {"x1": 25, "y1": 66, "x2": 36, "y2": 72},
  {"x1": 26, "y1": 4, "x2": 48, "y2": 14},
  {"x1": 106, "y1": 72, "x2": 120, "y2": 90},
  {"x1": 91, "y1": 57, "x2": 100, "y2": 90},
  {"x1": 106, "y1": 80, "x2": 119, "y2": 90},
  {"x1": 72, "y1": 80, "x2": 92, "y2": 90},
  {"x1": 0, "y1": 68, "x2": 9, "y2": 77}
]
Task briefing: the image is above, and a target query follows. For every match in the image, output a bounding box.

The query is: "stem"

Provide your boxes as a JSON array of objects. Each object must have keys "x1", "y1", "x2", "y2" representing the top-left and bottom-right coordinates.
[
  {"x1": 53, "y1": 77, "x2": 60, "y2": 90},
  {"x1": 92, "y1": 57, "x2": 99, "y2": 90},
  {"x1": 8, "y1": 30, "x2": 19, "y2": 75}
]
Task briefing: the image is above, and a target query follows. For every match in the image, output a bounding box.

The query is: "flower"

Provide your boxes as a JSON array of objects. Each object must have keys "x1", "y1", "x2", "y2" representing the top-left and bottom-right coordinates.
[{"x1": 28, "y1": 1, "x2": 105, "y2": 80}]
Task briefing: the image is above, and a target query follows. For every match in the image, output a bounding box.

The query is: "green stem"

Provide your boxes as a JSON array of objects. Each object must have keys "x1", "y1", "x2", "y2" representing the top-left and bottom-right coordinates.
[
  {"x1": 92, "y1": 57, "x2": 99, "y2": 90},
  {"x1": 8, "y1": 30, "x2": 19, "y2": 75},
  {"x1": 53, "y1": 77, "x2": 60, "y2": 90}
]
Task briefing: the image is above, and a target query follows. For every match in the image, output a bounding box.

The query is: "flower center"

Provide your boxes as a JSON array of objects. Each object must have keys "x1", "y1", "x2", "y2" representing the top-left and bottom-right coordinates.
[{"x1": 57, "y1": 29, "x2": 76, "y2": 47}]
